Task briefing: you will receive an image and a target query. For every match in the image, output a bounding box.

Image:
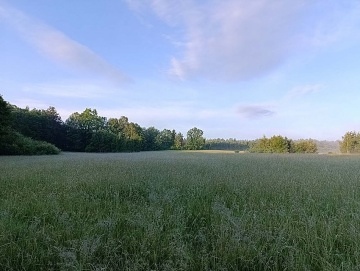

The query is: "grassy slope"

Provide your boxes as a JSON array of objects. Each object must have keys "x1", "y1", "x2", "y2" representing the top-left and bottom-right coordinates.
[{"x1": 1, "y1": 152, "x2": 360, "y2": 270}]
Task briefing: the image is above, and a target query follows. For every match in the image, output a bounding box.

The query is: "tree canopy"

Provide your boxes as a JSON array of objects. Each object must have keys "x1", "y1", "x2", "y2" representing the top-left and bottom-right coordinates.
[
  {"x1": 66, "y1": 108, "x2": 106, "y2": 132},
  {"x1": 250, "y1": 136, "x2": 317, "y2": 153},
  {"x1": 186, "y1": 127, "x2": 205, "y2": 150},
  {"x1": 339, "y1": 131, "x2": 360, "y2": 153},
  {"x1": 0, "y1": 95, "x2": 11, "y2": 136}
]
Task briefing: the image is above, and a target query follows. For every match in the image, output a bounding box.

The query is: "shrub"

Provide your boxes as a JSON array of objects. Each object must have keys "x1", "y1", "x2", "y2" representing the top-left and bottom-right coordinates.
[
  {"x1": 0, "y1": 131, "x2": 60, "y2": 155},
  {"x1": 294, "y1": 139, "x2": 318, "y2": 153}
]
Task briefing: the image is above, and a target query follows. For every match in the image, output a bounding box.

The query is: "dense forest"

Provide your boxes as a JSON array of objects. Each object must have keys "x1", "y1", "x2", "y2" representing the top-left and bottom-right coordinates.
[{"x1": 0, "y1": 94, "x2": 349, "y2": 155}]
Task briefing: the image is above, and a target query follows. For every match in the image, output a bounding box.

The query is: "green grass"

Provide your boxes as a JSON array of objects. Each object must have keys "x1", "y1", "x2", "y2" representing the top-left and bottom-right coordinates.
[{"x1": 1, "y1": 151, "x2": 360, "y2": 270}]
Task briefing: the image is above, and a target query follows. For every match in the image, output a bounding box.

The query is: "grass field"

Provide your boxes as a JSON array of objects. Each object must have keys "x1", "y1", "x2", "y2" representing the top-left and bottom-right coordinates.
[{"x1": 1, "y1": 151, "x2": 360, "y2": 270}]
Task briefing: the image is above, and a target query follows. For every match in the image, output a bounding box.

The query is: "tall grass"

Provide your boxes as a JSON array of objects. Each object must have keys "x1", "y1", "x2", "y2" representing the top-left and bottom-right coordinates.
[{"x1": 1, "y1": 152, "x2": 360, "y2": 270}]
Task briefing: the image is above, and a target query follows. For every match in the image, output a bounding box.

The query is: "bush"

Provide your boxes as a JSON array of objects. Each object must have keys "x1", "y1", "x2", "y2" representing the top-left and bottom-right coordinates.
[
  {"x1": 250, "y1": 135, "x2": 292, "y2": 153},
  {"x1": 0, "y1": 131, "x2": 60, "y2": 155},
  {"x1": 294, "y1": 139, "x2": 318, "y2": 153}
]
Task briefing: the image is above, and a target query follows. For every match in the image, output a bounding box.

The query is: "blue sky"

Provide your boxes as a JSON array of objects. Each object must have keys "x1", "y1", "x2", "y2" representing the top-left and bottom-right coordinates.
[{"x1": 1, "y1": 0, "x2": 360, "y2": 140}]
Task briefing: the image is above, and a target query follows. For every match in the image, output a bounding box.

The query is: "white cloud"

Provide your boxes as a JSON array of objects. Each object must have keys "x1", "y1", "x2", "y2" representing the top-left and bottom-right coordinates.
[
  {"x1": 127, "y1": 0, "x2": 360, "y2": 81},
  {"x1": 0, "y1": 3, "x2": 129, "y2": 84},
  {"x1": 175, "y1": 1, "x2": 307, "y2": 81}
]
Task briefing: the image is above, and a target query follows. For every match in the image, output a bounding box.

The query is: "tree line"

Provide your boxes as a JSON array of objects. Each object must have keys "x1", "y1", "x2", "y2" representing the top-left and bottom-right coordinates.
[
  {"x1": 249, "y1": 135, "x2": 318, "y2": 153},
  {"x1": 0, "y1": 96, "x2": 61, "y2": 155},
  {"x1": 0, "y1": 95, "x2": 206, "y2": 155},
  {"x1": 3, "y1": 94, "x2": 345, "y2": 155},
  {"x1": 204, "y1": 138, "x2": 251, "y2": 151}
]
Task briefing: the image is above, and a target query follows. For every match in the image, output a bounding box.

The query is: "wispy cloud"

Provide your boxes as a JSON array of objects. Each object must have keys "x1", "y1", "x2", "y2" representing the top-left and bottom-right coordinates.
[
  {"x1": 125, "y1": 0, "x2": 187, "y2": 25},
  {"x1": 287, "y1": 84, "x2": 323, "y2": 99},
  {"x1": 309, "y1": 2, "x2": 360, "y2": 47},
  {"x1": 237, "y1": 104, "x2": 275, "y2": 119},
  {"x1": 0, "y1": 3, "x2": 129, "y2": 84},
  {"x1": 126, "y1": 0, "x2": 360, "y2": 81}
]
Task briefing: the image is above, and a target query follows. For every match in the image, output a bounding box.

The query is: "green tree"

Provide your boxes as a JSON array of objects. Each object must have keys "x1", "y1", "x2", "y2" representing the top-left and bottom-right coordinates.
[
  {"x1": 107, "y1": 116, "x2": 144, "y2": 152},
  {"x1": 250, "y1": 135, "x2": 293, "y2": 153},
  {"x1": 0, "y1": 95, "x2": 60, "y2": 155},
  {"x1": 250, "y1": 136, "x2": 270, "y2": 153},
  {"x1": 0, "y1": 95, "x2": 11, "y2": 136},
  {"x1": 156, "y1": 129, "x2": 174, "y2": 150},
  {"x1": 142, "y1": 127, "x2": 160, "y2": 151},
  {"x1": 66, "y1": 108, "x2": 106, "y2": 132},
  {"x1": 340, "y1": 131, "x2": 360, "y2": 153},
  {"x1": 0, "y1": 95, "x2": 13, "y2": 154},
  {"x1": 173, "y1": 132, "x2": 185, "y2": 150},
  {"x1": 204, "y1": 138, "x2": 250, "y2": 151},
  {"x1": 107, "y1": 116, "x2": 130, "y2": 136},
  {"x1": 85, "y1": 130, "x2": 119, "y2": 152},
  {"x1": 65, "y1": 108, "x2": 107, "y2": 152},
  {"x1": 294, "y1": 139, "x2": 318, "y2": 153},
  {"x1": 268, "y1": 135, "x2": 291, "y2": 153},
  {"x1": 186, "y1": 127, "x2": 205, "y2": 150},
  {"x1": 11, "y1": 106, "x2": 66, "y2": 149},
  {"x1": 123, "y1": 122, "x2": 143, "y2": 152}
]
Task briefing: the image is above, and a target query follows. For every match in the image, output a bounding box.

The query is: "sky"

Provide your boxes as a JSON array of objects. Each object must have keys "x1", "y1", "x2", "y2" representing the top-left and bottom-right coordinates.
[{"x1": 1, "y1": 0, "x2": 360, "y2": 141}]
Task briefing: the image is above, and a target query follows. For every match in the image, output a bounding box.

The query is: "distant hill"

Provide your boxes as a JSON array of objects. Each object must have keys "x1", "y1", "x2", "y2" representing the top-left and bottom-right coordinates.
[{"x1": 313, "y1": 140, "x2": 340, "y2": 154}]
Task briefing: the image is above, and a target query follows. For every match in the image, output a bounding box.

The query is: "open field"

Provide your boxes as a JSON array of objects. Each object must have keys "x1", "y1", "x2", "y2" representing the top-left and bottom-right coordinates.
[{"x1": 1, "y1": 151, "x2": 360, "y2": 270}]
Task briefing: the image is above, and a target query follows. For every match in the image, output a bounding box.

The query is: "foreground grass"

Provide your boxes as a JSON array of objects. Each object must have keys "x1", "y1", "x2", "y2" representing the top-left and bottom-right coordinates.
[{"x1": 1, "y1": 152, "x2": 360, "y2": 270}]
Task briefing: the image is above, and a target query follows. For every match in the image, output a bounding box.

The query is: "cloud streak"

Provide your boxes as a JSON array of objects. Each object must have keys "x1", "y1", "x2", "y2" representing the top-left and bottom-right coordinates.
[
  {"x1": 0, "y1": 3, "x2": 129, "y2": 84},
  {"x1": 287, "y1": 84, "x2": 323, "y2": 99},
  {"x1": 127, "y1": 0, "x2": 360, "y2": 81},
  {"x1": 237, "y1": 105, "x2": 275, "y2": 119}
]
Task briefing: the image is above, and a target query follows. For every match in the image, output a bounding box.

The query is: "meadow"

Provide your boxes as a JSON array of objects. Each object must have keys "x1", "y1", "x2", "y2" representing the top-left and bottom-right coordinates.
[{"x1": 1, "y1": 151, "x2": 360, "y2": 270}]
